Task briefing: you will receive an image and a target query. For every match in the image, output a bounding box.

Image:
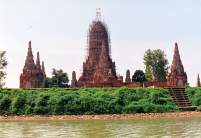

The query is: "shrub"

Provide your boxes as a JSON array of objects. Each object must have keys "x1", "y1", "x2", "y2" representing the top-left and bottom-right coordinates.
[
  {"x1": 186, "y1": 87, "x2": 201, "y2": 106},
  {"x1": 0, "y1": 88, "x2": 178, "y2": 115},
  {"x1": 0, "y1": 94, "x2": 11, "y2": 115},
  {"x1": 34, "y1": 94, "x2": 50, "y2": 114},
  {"x1": 11, "y1": 94, "x2": 26, "y2": 114}
]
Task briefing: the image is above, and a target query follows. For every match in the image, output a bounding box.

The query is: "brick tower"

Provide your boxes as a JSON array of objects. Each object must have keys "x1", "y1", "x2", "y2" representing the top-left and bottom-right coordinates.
[
  {"x1": 71, "y1": 71, "x2": 78, "y2": 88},
  {"x1": 78, "y1": 12, "x2": 122, "y2": 87},
  {"x1": 20, "y1": 41, "x2": 46, "y2": 88},
  {"x1": 125, "y1": 69, "x2": 131, "y2": 83},
  {"x1": 167, "y1": 42, "x2": 187, "y2": 87},
  {"x1": 197, "y1": 74, "x2": 201, "y2": 87}
]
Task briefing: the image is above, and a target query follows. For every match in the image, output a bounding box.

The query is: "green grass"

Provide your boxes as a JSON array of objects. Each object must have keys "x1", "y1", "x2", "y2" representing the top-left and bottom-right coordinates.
[{"x1": 0, "y1": 87, "x2": 178, "y2": 115}]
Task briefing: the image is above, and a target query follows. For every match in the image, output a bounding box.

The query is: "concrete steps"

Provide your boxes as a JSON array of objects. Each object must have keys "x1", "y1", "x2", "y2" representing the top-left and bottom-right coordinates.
[{"x1": 166, "y1": 87, "x2": 196, "y2": 111}]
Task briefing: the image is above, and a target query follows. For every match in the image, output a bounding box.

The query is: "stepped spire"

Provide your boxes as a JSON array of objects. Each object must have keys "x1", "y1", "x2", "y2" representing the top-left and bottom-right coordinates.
[
  {"x1": 78, "y1": 12, "x2": 122, "y2": 87},
  {"x1": 24, "y1": 41, "x2": 35, "y2": 70},
  {"x1": 167, "y1": 42, "x2": 187, "y2": 87},
  {"x1": 36, "y1": 52, "x2": 41, "y2": 69},
  {"x1": 20, "y1": 41, "x2": 46, "y2": 88},
  {"x1": 197, "y1": 74, "x2": 201, "y2": 87}
]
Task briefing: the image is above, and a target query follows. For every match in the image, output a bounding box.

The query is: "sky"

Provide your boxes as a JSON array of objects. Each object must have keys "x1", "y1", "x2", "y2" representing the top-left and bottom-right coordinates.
[{"x1": 1, "y1": 0, "x2": 201, "y2": 88}]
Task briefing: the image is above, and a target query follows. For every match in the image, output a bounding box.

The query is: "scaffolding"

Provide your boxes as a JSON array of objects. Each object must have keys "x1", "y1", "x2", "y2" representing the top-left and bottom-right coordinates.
[{"x1": 78, "y1": 12, "x2": 120, "y2": 87}]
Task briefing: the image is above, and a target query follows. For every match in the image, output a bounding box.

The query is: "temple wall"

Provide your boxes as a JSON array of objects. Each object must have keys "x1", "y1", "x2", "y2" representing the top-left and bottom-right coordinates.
[{"x1": 125, "y1": 81, "x2": 167, "y2": 88}]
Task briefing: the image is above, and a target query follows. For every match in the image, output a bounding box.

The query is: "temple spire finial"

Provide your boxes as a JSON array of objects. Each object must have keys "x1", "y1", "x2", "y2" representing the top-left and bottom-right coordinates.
[
  {"x1": 174, "y1": 42, "x2": 179, "y2": 54},
  {"x1": 175, "y1": 42, "x2": 178, "y2": 47},
  {"x1": 96, "y1": 8, "x2": 101, "y2": 21},
  {"x1": 28, "y1": 41, "x2": 32, "y2": 54},
  {"x1": 29, "y1": 41, "x2": 31, "y2": 48}
]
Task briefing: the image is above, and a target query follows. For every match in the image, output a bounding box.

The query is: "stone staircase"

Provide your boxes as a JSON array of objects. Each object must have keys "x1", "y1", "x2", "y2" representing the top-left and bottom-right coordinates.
[{"x1": 166, "y1": 87, "x2": 196, "y2": 111}]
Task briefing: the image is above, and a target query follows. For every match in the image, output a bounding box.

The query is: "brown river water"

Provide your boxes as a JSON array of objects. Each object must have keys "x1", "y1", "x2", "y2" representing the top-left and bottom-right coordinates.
[{"x1": 0, "y1": 117, "x2": 201, "y2": 137}]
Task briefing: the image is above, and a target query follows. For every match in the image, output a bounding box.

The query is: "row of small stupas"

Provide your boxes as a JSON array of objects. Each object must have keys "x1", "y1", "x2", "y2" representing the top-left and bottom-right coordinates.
[{"x1": 20, "y1": 13, "x2": 189, "y2": 88}]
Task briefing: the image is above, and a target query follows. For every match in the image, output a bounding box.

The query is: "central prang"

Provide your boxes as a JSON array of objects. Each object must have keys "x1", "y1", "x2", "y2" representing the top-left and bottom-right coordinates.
[{"x1": 78, "y1": 14, "x2": 123, "y2": 87}]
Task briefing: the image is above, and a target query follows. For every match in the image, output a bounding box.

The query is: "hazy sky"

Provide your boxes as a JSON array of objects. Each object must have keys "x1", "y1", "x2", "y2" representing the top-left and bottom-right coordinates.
[{"x1": 1, "y1": 0, "x2": 201, "y2": 88}]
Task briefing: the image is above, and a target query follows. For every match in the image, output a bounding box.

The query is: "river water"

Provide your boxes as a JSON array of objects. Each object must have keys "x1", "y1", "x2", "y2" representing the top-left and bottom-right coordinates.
[{"x1": 0, "y1": 117, "x2": 201, "y2": 138}]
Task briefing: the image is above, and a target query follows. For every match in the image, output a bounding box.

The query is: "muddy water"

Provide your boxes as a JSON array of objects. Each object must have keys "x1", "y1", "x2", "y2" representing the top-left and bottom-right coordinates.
[{"x1": 0, "y1": 117, "x2": 201, "y2": 137}]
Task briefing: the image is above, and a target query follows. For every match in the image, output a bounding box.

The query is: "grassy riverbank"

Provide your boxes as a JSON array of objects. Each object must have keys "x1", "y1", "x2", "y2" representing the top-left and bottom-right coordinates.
[{"x1": 0, "y1": 88, "x2": 178, "y2": 115}]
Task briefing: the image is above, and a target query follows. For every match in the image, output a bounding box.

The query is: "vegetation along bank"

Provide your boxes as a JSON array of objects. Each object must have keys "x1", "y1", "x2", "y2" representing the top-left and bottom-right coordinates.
[{"x1": 0, "y1": 87, "x2": 200, "y2": 115}]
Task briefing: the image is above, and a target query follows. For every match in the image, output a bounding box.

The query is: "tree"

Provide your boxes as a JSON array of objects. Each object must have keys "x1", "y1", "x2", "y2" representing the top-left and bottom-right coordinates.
[
  {"x1": 145, "y1": 66, "x2": 152, "y2": 81},
  {"x1": 45, "y1": 69, "x2": 69, "y2": 88},
  {"x1": 0, "y1": 51, "x2": 7, "y2": 88},
  {"x1": 144, "y1": 49, "x2": 168, "y2": 81},
  {"x1": 132, "y1": 70, "x2": 147, "y2": 83}
]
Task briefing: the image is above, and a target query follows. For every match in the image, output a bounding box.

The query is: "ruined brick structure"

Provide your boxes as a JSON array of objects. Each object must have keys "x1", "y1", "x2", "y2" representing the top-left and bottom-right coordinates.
[
  {"x1": 78, "y1": 13, "x2": 123, "y2": 87},
  {"x1": 125, "y1": 42, "x2": 188, "y2": 88},
  {"x1": 71, "y1": 71, "x2": 78, "y2": 88},
  {"x1": 125, "y1": 69, "x2": 131, "y2": 83},
  {"x1": 197, "y1": 74, "x2": 201, "y2": 87},
  {"x1": 75, "y1": 14, "x2": 188, "y2": 88},
  {"x1": 167, "y1": 43, "x2": 187, "y2": 87},
  {"x1": 20, "y1": 41, "x2": 46, "y2": 88}
]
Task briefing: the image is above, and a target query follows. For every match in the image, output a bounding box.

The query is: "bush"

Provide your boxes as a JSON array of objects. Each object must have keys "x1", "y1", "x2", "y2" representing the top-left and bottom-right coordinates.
[
  {"x1": 34, "y1": 94, "x2": 50, "y2": 114},
  {"x1": 11, "y1": 94, "x2": 26, "y2": 114},
  {"x1": 0, "y1": 94, "x2": 11, "y2": 115},
  {"x1": 186, "y1": 87, "x2": 201, "y2": 106},
  {"x1": 0, "y1": 88, "x2": 178, "y2": 115}
]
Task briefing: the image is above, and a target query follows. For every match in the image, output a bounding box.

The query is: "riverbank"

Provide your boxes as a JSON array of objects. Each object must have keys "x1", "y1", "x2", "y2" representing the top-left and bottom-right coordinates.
[{"x1": 0, "y1": 111, "x2": 201, "y2": 121}]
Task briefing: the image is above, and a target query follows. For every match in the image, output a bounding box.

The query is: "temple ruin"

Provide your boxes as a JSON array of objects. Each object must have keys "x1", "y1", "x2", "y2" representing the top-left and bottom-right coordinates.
[
  {"x1": 20, "y1": 41, "x2": 46, "y2": 88},
  {"x1": 71, "y1": 71, "x2": 78, "y2": 88},
  {"x1": 19, "y1": 13, "x2": 190, "y2": 89},
  {"x1": 78, "y1": 12, "x2": 123, "y2": 87},
  {"x1": 125, "y1": 70, "x2": 131, "y2": 83},
  {"x1": 167, "y1": 43, "x2": 188, "y2": 87}
]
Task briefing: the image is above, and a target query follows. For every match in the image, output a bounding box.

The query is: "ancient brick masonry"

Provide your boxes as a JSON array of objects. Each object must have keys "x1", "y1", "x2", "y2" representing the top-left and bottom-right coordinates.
[
  {"x1": 71, "y1": 71, "x2": 78, "y2": 88},
  {"x1": 20, "y1": 41, "x2": 46, "y2": 88},
  {"x1": 78, "y1": 14, "x2": 123, "y2": 87},
  {"x1": 197, "y1": 74, "x2": 201, "y2": 87},
  {"x1": 167, "y1": 43, "x2": 187, "y2": 87},
  {"x1": 125, "y1": 70, "x2": 131, "y2": 83}
]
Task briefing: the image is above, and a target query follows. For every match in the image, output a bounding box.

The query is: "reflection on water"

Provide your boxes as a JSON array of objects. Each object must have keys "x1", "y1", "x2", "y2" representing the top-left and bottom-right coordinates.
[{"x1": 0, "y1": 117, "x2": 201, "y2": 138}]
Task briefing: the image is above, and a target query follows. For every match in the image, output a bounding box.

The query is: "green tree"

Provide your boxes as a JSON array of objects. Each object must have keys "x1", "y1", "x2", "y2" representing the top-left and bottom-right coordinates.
[
  {"x1": 144, "y1": 49, "x2": 168, "y2": 81},
  {"x1": 45, "y1": 69, "x2": 69, "y2": 88},
  {"x1": 145, "y1": 66, "x2": 152, "y2": 81},
  {"x1": 0, "y1": 51, "x2": 7, "y2": 88},
  {"x1": 132, "y1": 70, "x2": 147, "y2": 83}
]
